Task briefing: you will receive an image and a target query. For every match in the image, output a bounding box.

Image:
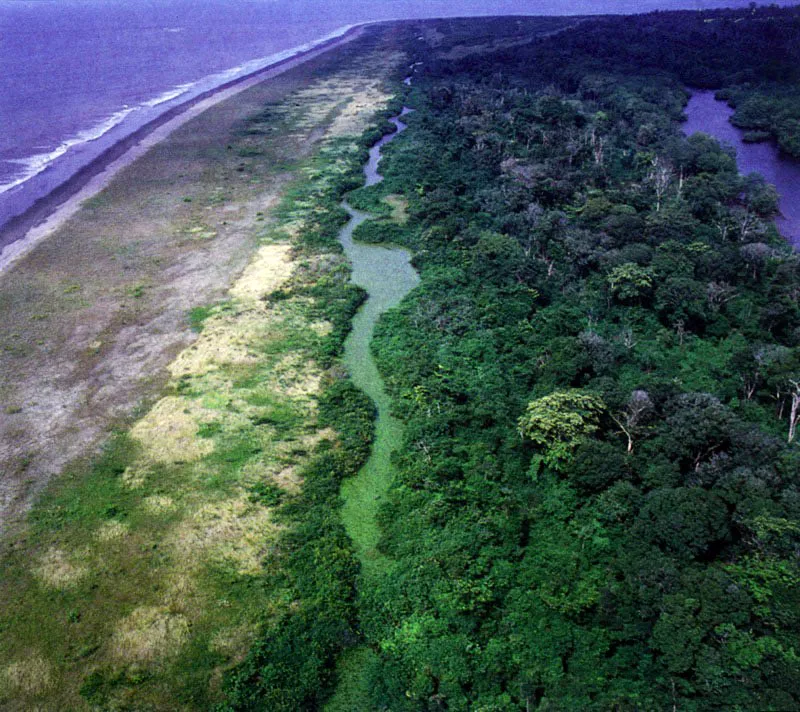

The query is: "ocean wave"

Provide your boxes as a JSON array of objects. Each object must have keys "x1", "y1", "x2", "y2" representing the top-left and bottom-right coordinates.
[
  {"x1": 0, "y1": 106, "x2": 138, "y2": 195},
  {"x1": 142, "y1": 83, "x2": 194, "y2": 108},
  {"x1": 201, "y1": 23, "x2": 357, "y2": 88},
  {"x1": 0, "y1": 23, "x2": 357, "y2": 197}
]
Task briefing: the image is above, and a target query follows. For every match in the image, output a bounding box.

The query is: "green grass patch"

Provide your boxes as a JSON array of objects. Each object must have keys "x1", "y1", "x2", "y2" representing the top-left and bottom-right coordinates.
[
  {"x1": 27, "y1": 433, "x2": 139, "y2": 535},
  {"x1": 324, "y1": 646, "x2": 380, "y2": 712},
  {"x1": 187, "y1": 300, "x2": 233, "y2": 333}
]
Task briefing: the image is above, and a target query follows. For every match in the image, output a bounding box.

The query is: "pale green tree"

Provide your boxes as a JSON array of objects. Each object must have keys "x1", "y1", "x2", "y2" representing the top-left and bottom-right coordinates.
[{"x1": 518, "y1": 390, "x2": 606, "y2": 471}]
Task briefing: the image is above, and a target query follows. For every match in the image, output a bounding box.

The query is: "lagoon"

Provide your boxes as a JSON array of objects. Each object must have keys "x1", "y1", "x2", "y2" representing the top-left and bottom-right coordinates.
[{"x1": 683, "y1": 89, "x2": 800, "y2": 248}]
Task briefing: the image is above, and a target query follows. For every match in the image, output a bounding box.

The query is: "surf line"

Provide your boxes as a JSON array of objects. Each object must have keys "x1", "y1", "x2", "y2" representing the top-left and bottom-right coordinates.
[{"x1": 0, "y1": 26, "x2": 367, "y2": 273}]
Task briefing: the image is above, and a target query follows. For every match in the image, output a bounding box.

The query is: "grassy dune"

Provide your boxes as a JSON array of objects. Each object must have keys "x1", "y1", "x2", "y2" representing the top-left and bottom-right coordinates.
[{"x1": 0, "y1": 29, "x2": 406, "y2": 710}]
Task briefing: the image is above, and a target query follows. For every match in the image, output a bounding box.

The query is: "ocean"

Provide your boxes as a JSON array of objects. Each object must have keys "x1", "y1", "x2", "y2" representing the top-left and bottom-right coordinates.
[{"x1": 0, "y1": 0, "x2": 788, "y2": 236}]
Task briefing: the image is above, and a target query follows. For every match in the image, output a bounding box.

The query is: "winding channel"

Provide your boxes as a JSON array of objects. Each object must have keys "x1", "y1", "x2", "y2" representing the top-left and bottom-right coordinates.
[
  {"x1": 683, "y1": 90, "x2": 800, "y2": 249},
  {"x1": 338, "y1": 106, "x2": 418, "y2": 574}
]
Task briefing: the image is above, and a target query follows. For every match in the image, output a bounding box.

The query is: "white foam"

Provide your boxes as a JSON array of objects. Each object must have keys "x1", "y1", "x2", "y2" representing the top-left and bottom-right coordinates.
[
  {"x1": 142, "y1": 83, "x2": 194, "y2": 108},
  {"x1": 198, "y1": 24, "x2": 357, "y2": 90},
  {"x1": 0, "y1": 106, "x2": 138, "y2": 195},
  {"x1": 0, "y1": 23, "x2": 358, "y2": 197}
]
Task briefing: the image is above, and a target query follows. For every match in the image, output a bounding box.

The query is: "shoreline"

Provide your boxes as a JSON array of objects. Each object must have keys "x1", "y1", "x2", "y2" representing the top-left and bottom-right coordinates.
[
  {"x1": 683, "y1": 89, "x2": 800, "y2": 249},
  {"x1": 0, "y1": 23, "x2": 408, "y2": 705},
  {"x1": 0, "y1": 20, "x2": 394, "y2": 536},
  {"x1": 0, "y1": 25, "x2": 365, "y2": 275}
]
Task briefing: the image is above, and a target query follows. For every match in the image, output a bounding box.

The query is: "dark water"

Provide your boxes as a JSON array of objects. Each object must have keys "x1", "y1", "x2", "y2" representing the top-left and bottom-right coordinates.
[
  {"x1": 0, "y1": 0, "x2": 355, "y2": 232},
  {"x1": 683, "y1": 90, "x2": 800, "y2": 248},
  {"x1": 1, "y1": 0, "x2": 789, "y2": 238}
]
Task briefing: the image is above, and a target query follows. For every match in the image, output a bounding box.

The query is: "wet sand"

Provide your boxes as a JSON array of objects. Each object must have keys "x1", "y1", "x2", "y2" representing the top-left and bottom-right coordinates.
[{"x1": 0, "y1": 26, "x2": 365, "y2": 274}]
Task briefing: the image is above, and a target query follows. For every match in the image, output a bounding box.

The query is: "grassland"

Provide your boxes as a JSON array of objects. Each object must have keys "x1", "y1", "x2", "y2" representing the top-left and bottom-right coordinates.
[{"x1": 0, "y1": 28, "x2": 406, "y2": 710}]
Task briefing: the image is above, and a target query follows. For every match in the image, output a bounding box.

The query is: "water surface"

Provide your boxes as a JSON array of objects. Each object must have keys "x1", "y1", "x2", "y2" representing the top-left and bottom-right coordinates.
[
  {"x1": 338, "y1": 109, "x2": 418, "y2": 570},
  {"x1": 2, "y1": 0, "x2": 790, "y2": 234},
  {"x1": 683, "y1": 90, "x2": 800, "y2": 248}
]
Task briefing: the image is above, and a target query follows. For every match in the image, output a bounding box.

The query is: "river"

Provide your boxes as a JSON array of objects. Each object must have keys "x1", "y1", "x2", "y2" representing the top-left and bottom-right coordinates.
[
  {"x1": 326, "y1": 101, "x2": 419, "y2": 711},
  {"x1": 338, "y1": 108, "x2": 419, "y2": 571},
  {"x1": 683, "y1": 90, "x2": 800, "y2": 248},
  {"x1": 2, "y1": 1, "x2": 788, "y2": 244}
]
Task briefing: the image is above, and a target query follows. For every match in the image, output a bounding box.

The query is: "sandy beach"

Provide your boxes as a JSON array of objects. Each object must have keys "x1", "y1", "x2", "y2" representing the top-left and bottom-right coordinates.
[
  {"x1": 0, "y1": 23, "x2": 378, "y2": 533},
  {"x1": 0, "y1": 16, "x2": 408, "y2": 705},
  {"x1": 0, "y1": 26, "x2": 364, "y2": 275}
]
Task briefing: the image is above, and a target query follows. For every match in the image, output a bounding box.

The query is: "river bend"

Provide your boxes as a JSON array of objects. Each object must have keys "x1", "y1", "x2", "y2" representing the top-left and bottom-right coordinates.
[
  {"x1": 338, "y1": 107, "x2": 418, "y2": 571},
  {"x1": 684, "y1": 90, "x2": 800, "y2": 248}
]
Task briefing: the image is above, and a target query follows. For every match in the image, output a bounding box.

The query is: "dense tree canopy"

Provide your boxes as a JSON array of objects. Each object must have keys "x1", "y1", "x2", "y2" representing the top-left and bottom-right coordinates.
[
  {"x1": 355, "y1": 9, "x2": 800, "y2": 710},
  {"x1": 223, "y1": 9, "x2": 800, "y2": 710}
]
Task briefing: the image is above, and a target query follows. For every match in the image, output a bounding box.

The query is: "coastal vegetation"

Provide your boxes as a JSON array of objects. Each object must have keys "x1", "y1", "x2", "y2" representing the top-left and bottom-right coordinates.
[
  {"x1": 334, "y1": 11, "x2": 800, "y2": 709},
  {"x1": 0, "y1": 30, "x2": 405, "y2": 709},
  {"x1": 2, "y1": 7, "x2": 800, "y2": 711},
  {"x1": 218, "y1": 11, "x2": 800, "y2": 710}
]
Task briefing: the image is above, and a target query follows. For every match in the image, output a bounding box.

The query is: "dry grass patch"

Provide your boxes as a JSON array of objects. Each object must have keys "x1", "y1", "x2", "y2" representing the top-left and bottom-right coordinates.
[
  {"x1": 209, "y1": 624, "x2": 258, "y2": 657},
  {"x1": 273, "y1": 465, "x2": 303, "y2": 493},
  {"x1": 142, "y1": 495, "x2": 177, "y2": 515},
  {"x1": 130, "y1": 396, "x2": 216, "y2": 464},
  {"x1": 0, "y1": 655, "x2": 54, "y2": 697},
  {"x1": 33, "y1": 547, "x2": 89, "y2": 590},
  {"x1": 237, "y1": 457, "x2": 302, "y2": 493},
  {"x1": 276, "y1": 427, "x2": 338, "y2": 459},
  {"x1": 436, "y1": 33, "x2": 561, "y2": 61},
  {"x1": 164, "y1": 495, "x2": 277, "y2": 577},
  {"x1": 111, "y1": 606, "x2": 190, "y2": 663},
  {"x1": 228, "y1": 243, "x2": 293, "y2": 302},
  {"x1": 122, "y1": 463, "x2": 152, "y2": 489},
  {"x1": 384, "y1": 194, "x2": 410, "y2": 224},
  {"x1": 168, "y1": 312, "x2": 265, "y2": 378},
  {"x1": 272, "y1": 353, "x2": 323, "y2": 399},
  {"x1": 310, "y1": 319, "x2": 332, "y2": 336},
  {"x1": 280, "y1": 50, "x2": 405, "y2": 140},
  {"x1": 95, "y1": 519, "x2": 129, "y2": 542}
]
